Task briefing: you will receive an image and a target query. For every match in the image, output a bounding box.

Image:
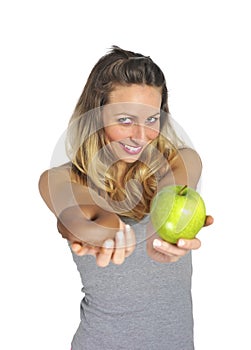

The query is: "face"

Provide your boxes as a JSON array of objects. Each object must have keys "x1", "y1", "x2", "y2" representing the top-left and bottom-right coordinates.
[{"x1": 102, "y1": 84, "x2": 162, "y2": 163}]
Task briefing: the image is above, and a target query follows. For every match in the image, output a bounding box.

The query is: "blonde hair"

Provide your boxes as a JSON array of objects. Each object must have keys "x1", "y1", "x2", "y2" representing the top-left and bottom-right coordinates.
[{"x1": 66, "y1": 46, "x2": 183, "y2": 220}]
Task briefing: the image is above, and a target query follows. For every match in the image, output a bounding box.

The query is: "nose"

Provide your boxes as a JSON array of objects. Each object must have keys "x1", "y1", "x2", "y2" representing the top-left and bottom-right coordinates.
[{"x1": 131, "y1": 123, "x2": 148, "y2": 143}]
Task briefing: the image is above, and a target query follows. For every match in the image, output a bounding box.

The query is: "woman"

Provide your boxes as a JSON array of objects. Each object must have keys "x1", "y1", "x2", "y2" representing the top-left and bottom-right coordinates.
[{"x1": 39, "y1": 46, "x2": 213, "y2": 349}]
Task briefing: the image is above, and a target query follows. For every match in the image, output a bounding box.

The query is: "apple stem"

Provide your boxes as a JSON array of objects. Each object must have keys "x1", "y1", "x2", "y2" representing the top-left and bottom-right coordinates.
[{"x1": 178, "y1": 185, "x2": 188, "y2": 196}]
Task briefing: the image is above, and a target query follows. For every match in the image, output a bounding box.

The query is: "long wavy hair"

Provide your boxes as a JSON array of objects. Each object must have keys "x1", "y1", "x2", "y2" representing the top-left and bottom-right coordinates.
[{"x1": 66, "y1": 46, "x2": 183, "y2": 220}]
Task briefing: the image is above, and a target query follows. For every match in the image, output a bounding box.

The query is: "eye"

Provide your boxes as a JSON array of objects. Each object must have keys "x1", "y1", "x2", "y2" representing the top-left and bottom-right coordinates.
[
  {"x1": 118, "y1": 116, "x2": 133, "y2": 125},
  {"x1": 145, "y1": 115, "x2": 160, "y2": 125}
]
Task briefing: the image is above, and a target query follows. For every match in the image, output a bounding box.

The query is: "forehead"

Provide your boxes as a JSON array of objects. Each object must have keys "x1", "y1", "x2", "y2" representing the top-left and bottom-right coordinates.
[
  {"x1": 104, "y1": 84, "x2": 161, "y2": 118},
  {"x1": 108, "y1": 84, "x2": 162, "y2": 108},
  {"x1": 103, "y1": 102, "x2": 160, "y2": 119}
]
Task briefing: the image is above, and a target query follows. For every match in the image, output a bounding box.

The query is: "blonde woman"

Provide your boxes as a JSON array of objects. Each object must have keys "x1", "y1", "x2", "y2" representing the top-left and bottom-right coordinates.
[{"x1": 39, "y1": 46, "x2": 213, "y2": 350}]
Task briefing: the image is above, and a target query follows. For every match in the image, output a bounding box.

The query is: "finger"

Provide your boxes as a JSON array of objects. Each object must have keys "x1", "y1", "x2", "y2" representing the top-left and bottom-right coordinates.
[
  {"x1": 96, "y1": 239, "x2": 114, "y2": 267},
  {"x1": 112, "y1": 231, "x2": 126, "y2": 265},
  {"x1": 153, "y1": 238, "x2": 187, "y2": 257},
  {"x1": 86, "y1": 246, "x2": 99, "y2": 256},
  {"x1": 71, "y1": 242, "x2": 99, "y2": 256},
  {"x1": 71, "y1": 242, "x2": 89, "y2": 256},
  {"x1": 119, "y1": 220, "x2": 126, "y2": 231},
  {"x1": 177, "y1": 238, "x2": 201, "y2": 250},
  {"x1": 204, "y1": 215, "x2": 214, "y2": 226},
  {"x1": 124, "y1": 225, "x2": 136, "y2": 257}
]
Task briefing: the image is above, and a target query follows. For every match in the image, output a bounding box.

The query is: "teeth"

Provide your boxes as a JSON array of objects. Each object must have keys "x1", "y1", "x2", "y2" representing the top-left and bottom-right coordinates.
[{"x1": 124, "y1": 144, "x2": 141, "y2": 152}]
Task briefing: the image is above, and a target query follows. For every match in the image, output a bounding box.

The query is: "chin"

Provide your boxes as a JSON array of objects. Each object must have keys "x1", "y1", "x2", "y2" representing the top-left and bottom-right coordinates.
[
  {"x1": 121, "y1": 158, "x2": 139, "y2": 163},
  {"x1": 114, "y1": 154, "x2": 139, "y2": 163},
  {"x1": 111, "y1": 148, "x2": 142, "y2": 163}
]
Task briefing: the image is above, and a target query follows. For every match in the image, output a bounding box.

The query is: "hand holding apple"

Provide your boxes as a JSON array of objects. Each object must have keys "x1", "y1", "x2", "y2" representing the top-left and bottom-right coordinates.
[{"x1": 150, "y1": 185, "x2": 206, "y2": 244}]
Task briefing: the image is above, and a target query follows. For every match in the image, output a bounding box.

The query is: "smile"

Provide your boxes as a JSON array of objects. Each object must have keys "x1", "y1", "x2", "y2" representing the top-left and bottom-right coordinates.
[{"x1": 119, "y1": 142, "x2": 143, "y2": 155}]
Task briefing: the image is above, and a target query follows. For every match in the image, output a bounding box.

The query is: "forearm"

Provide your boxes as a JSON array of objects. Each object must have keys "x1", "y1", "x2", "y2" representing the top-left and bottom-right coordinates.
[{"x1": 57, "y1": 204, "x2": 121, "y2": 246}]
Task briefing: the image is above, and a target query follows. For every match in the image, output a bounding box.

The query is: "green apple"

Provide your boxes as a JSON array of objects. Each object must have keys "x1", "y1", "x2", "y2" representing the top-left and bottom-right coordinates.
[{"x1": 150, "y1": 185, "x2": 206, "y2": 244}]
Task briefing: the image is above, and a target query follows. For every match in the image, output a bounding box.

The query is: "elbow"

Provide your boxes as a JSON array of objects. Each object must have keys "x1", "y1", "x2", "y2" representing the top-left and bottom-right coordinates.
[
  {"x1": 57, "y1": 215, "x2": 80, "y2": 242},
  {"x1": 58, "y1": 206, "x2": 120, "y2": 245},
  {"x1": 57, "y1": 206, "x2": 84, "y2": 242}
]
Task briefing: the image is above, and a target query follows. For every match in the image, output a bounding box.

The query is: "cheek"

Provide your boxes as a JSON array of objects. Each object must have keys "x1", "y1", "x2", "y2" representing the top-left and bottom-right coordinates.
[
  {"x1": 146, "y1": 123, "x2": 160, "y2": 140},
  {"x1": 146, "y1": 128, "x2": 159, "y2": 140},
  {"x1": 104, "y1": 126, "x2": 130, "y2": 142}
]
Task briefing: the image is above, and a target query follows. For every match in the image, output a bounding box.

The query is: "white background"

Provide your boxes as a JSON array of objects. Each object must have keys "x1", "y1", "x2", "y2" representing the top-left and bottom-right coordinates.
[{"x1": 1, "y1": 0, "x2": 250, "y2": 349}]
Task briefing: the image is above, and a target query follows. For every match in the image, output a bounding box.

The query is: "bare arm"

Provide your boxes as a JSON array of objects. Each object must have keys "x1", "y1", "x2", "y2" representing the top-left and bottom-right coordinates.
[
  {"x1": 38, "y1": 163, "x2": 121, "y2": 246},
  {"x1": 159, "y1": 147, "x2": 202, "y2": 190}
]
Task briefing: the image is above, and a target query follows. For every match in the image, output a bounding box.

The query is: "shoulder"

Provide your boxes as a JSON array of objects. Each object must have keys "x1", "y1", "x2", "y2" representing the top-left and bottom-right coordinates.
[
  {"x1": 173, "y1": 147, "x2": 202, "y2": 188},
  {"x1": 38, "y1": 162, "x2": 72, "y2": 213},
  {"x1": 39, "y1": 162, "x2": 71, "y2": 181},
  {"x1": 175, "y1": 147, "x2": 202, "y2": 169},
  {"x1": 160, "y1": 148, "x2": 202, "y2": 189},
  {"x1": 39, "y1": 162, "x2": 72, "y2": 189}
]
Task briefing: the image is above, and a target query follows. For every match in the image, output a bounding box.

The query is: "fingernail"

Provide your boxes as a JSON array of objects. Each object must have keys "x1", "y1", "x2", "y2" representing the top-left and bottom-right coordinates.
[
  {"x1": 116, "y1": 230, "x2": 124, "y2": 240},
  {"x1": 125, "y1": 224, "x2": 131, "y2": 233},
  {"x1": 178, "y1": 239, "x2": 185, "y2": 247},
  {"x1": 104, "y1": 239, "x2": 114, "y2": 248},
  {"x1": 153, "y1": 239, "x2": 162, "y2": 247}
]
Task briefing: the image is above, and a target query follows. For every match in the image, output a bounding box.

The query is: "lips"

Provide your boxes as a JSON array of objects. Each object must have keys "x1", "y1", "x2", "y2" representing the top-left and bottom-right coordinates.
[{"x1": 119, "y1": 142, "x2": 143, "y2": 155}]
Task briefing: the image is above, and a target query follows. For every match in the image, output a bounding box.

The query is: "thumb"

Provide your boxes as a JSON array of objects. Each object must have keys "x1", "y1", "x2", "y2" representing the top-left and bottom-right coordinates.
[{"x1": 204, "y1": 215, "x2": 214, "y2": 227}]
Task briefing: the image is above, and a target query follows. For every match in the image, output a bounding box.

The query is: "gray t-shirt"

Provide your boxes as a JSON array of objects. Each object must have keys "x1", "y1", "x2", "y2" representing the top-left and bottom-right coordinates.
[{"x1": 70, "y1": 216, "x2": 194, "y2": 350}]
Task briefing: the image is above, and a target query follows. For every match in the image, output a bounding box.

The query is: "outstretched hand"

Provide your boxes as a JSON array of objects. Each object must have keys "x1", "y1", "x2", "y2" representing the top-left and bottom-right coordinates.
[
  {"x1": 146, "y1": 215, "x2": 214, "y2": 263},
  {"x1": 69, "y1": 221, "x2": 136, "y2": 267}
]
